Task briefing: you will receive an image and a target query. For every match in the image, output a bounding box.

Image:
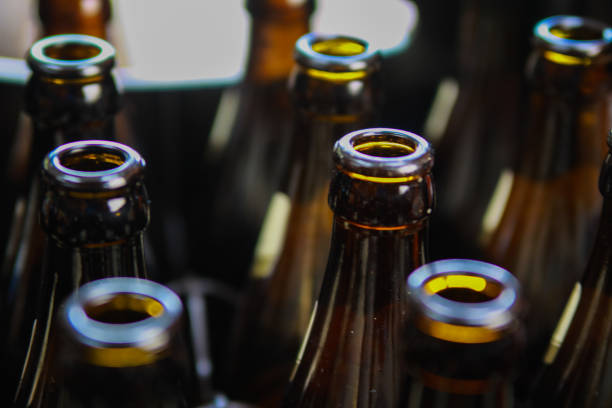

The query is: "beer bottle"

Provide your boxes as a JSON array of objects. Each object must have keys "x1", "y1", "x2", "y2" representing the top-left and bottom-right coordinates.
[
  {"x1": 38, "y1": 0, "x2": 111, "y2": 39},
  {"x1": 224, "y1": 34, "x2": 382, "y2": 406},
  {"x1": 480, "y1": 15, "x2": 612, "y2": 365},
  {"x1": 0, "y1": 33, "x2": 121, "y2": 355},
  {"x1": 3, "y1": 140, "x2": 150, "y2": 407},
  {"x1": 528, "y1": 130, "x2": 612, "y2": 407},
  {"x1": 38, "y1": 277, "x2": 190, "y2": 407},
  {"x1": 400, "y1": 259, "x2": 523, "y2": 408},
  {"x1": 281, "y1": 127, "x2": 434, "y2": 408},
  {"x1": 193, "y1": 0, "x2": 314, "y2": 289}
]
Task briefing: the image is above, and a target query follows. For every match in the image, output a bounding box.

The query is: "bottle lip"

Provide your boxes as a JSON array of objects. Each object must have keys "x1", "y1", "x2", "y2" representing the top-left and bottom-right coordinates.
[
  {"x1": 28, "y1": 34, "x2": 115, "y2": 78},
  {"x1": 43, "y1": 140, "x2": 146, "y2": 191},
  {"x1": 294, "y1": 32, "x2": 380, "y2": 73},
  {"x1": 63, "y1": 277, "x2": 183, "y2": 351},
  {"x1": 407, "y1": 259, "x2": 520, "y2": 332},
  {"x1": 533, "y1": 15, "x2": 612, "y2": 59},
  {"x1": 334, "y1": 127, "x2": 433, "y2": 180}
]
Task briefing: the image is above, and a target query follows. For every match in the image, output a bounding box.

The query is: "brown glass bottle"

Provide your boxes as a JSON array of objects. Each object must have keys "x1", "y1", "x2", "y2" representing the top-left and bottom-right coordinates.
[
  {"x1": 281, "y1": 128, "x2": 434, "y2": 408},
  {"x1": 193, "y1": 0, "x2": 314, "y2": 289},
  {"x1": 3, "y1": 140, "x2": 150, "y2": 407},
  {"x1": 38, "y1": 0, "x2": 111, "y2": 39},
  {"x1": 400, "y1": 259, "x2": 523, "y2": 408},
  {"x1": 223, "y1": 34, "x2": 382, "y2": 406},
  {"x1": 37, "y1": 277, "x2": 189, "y2": 408},
  {"x1": 0, "y1": 34, "x2": 120, "y2": 258},
  {"x1": 0, "y1": 34, "x2": 121, "y2": 362},
  {"x1": 527, "y1": 130, "x2": 612, "y2": 407},
  {"x1": 479, "y1": 16, "x2": 612, "y2": 367}
]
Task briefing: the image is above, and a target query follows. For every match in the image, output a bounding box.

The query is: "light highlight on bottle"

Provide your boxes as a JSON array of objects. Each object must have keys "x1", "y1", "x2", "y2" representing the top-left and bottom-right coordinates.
[
  {"x1": 305, "y1": 68, "x2": 367, "y2": 82},
  {"x1": 416, "y1": 316, "x2": 502, "y2": 344},
  {"x1": 340, "y1": 169, "x2": 421, "y2": 184},
  {"x1": 543, "y1": 50, "x2": 591, "y2": 66},
  {"x1": 311, "y1": 38, "x2": 366, "y2": 56},
  {"x1": 86, "y1": 346, "x2": 161, "y2": 367},
  {"x1": 424, "y1": 275, "x2": 487, "y2": 295}
]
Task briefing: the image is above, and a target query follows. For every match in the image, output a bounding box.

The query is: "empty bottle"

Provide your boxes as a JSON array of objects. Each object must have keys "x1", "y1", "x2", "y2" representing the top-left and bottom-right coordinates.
[
  {"x1": 3, "y1": 140, "x2": 150, "y2": 407},
  {"x1": 1, "y1": 34, "x2": 121, "y2": 367},
  {"x1": 480, "y1": 15, "x2": 612, "y2": 367},
  {"x1": 282, "y1": 127, "x2": 434, "y2": 408},
  {"x1": 0, "y1": 33, "x2": 120, "y2": 272},
  {"x1": 401, "y1": 259, "x2": 523, "y2": 408},
  {"x1": 224, "y1": 33, "x2": 382, "y2": 406},
  {"x1": 38, "y1": 277, "x2": 190, "y2": 407}
]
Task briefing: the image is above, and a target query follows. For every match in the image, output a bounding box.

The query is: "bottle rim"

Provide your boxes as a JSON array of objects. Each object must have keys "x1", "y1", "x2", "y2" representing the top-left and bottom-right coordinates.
[
  {"x1": 533, "y1": 15, "x2": 612, "y2": 59},
  {"x1": 294, "y1": 32, "x2": 380, "y2": 73},
  {"x1": 407, "y1": 259, "x2": 520, "y2": 335},
  {"x1": 334, "y1": 127, "x2": 433, "y2": 180},
  {"x1": 62, "y1": 277, "x2": 182, "y2": 353},
  {"x1": 28, "y1": 34, "x2": 115, "y2": 78},
  {"x1": 43, "y1": 140, "x2": 145, "y2": 191}
]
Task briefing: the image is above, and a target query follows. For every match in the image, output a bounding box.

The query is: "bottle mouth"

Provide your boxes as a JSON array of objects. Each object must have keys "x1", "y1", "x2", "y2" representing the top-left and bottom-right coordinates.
[
  {"x1": 294, "y1": 33, "x2": 380, "y2": 75},
  {"x1": 334, "y1": 128, "x2": 433, "y2": 182},
  {"x1": 63, "y1": 278, "x2": 183, "y2": 367},
  {"x1": 534, "y1": 15, "x2": 612, "y2": 63},
  {"x1": 28, "y1": 34, "x2": 115, "y2": 78},
  {"x1": 407, "y1": 259, "x2": 520, "y2": 343},
  {"x1": 43, "y1": 140, "x2": 145, "y2": 191}
]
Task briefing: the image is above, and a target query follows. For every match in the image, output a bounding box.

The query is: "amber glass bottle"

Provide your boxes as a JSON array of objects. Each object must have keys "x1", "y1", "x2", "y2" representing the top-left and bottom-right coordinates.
[
  {"x1": 528, "y1": 130, "x2": 612, "y2": 407},
  {"x1": 2, "y1": 140, "x2": 150, "y2": 407},
  {"x1": 400, "y1": 259, "x2": 523, "y2": 408},
  {"x1": 38, "y1": 0, "x2": 111, "y2": 39},
  {"x1": 37, "y1": 277, "x2": 189, "y2": 408},
  {"x1": 0, "y1": 34, "x2": 120, "y2": 356},
  {"x1": 224, "y1": 34, "x2": 381, "y2": 406},
  {"x1": 195, "y1": 0, "x2": 314, "y2": 289},
  {"x1": 281, "y1": 128, "x2": 434, "y2": 408},
  {"x1": 480, "y1": 16, "x2": 612, "y2": 365}
]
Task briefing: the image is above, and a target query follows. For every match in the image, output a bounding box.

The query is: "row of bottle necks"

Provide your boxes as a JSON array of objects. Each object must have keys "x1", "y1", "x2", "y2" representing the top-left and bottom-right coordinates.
[{"x1": 1, "y1": 11, "x2": 612, "y2": 408}]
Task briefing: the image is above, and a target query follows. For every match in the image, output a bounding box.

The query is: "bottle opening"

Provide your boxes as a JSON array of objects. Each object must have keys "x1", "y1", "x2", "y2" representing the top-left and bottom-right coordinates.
[
  {"x1": 534, "y1": 16, "x2": 612, "y2": 64},
  {"x1": 424, "y1": 274, "x2": 503, "y2": 303},
  {"x1": 85, "y1": 293, "x2": 164, "y2": 324},
  {"x1": 311, "y1": 38, "x2": 366, "y2": 57},
  {"x1": 43, "y1": 42, "x2": 102, "y2": 61},
  {"x1": 60, "y1": 149, "x2": 126, "y2": 172},
  {"x1": 550, "y1": 25, "x2": 605, "y2": 41},
  {"x1": 44, "y1": 140, "x2": 145, "y2": 191},
  {"x1": 353, "y1": 136, "x2": 416, "y2": 158},
  {"x1": 28, "y1": 34, "x2": 116, "y2": 78},
  {"x1": 407, "y1": 259, "x2": 520, "y2": 343},
  {"x1": 295, "y1": 33, "x2": 379, "y2": 75},
  {"x1": 334, "y1": 128, "x2": 433, "y2": 184}
]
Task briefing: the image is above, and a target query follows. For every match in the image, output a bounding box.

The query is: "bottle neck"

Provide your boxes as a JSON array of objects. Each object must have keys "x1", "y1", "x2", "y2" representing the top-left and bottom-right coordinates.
[
  {"x1": 325, "y1": 216, "x2": 428, "y2": 279},
  {"x1": 518, "y1": 53, "x2": 611, "y2": 180},
  {"x1": 26, "y1": 75, "x2": 118, "y2": 162},
  {"x1": 244, "y1": 14, "x2": 310, "y2": 82},
  {"x1": 38, "y1": 0, "x2": 111, "y2": 39},
  {"x1": 403, "y1": 261, "x2": 522, "y2": 405},
  {"x1": 286, "y1": 218, "x2": 427, "y2": 405}
]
